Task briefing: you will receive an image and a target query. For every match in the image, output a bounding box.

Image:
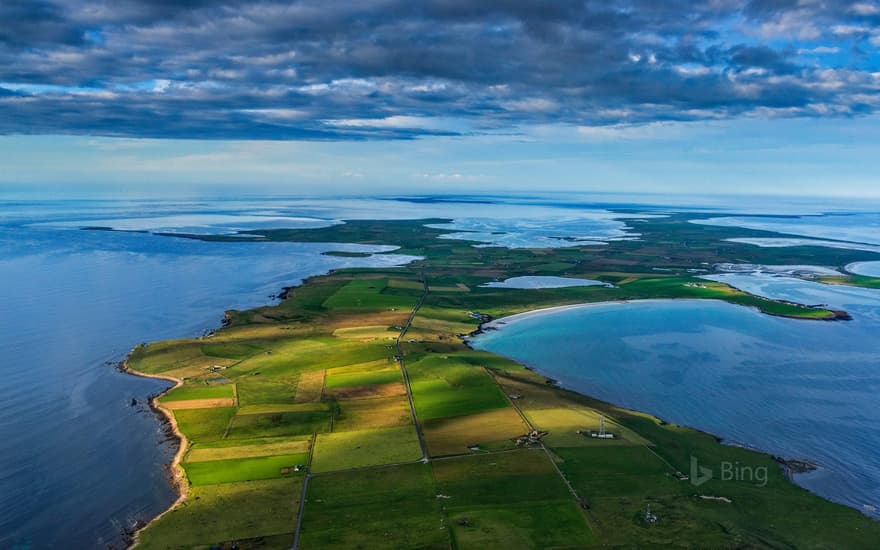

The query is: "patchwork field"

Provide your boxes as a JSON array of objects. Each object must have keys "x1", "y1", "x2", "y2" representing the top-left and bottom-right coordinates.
[
  {"x1": 128, "y1": 216, "x2": 880, "y2": 549},
  {"x1": 432, "y1": 450, "x2": 594, "y2": 548}
]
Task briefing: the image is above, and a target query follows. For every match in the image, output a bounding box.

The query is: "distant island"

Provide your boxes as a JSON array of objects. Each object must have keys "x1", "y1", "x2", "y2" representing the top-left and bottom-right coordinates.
[{"x1": 126, "y1": 214, "x2": 880, "y2": 549}]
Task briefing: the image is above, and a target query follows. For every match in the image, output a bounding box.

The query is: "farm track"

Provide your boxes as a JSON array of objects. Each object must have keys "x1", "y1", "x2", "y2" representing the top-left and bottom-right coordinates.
[
  {"x1": 291, "y1": 275, "x2": 429, "y2": 549},
  {"x1": 291, "y1": 275, "x2": 596, "y2": 548}
]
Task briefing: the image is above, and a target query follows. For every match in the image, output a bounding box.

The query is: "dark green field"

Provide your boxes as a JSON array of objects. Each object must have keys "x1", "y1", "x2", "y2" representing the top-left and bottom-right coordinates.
[{"x1": 128, "y1": 213, "x2": 880, "y2": 549}]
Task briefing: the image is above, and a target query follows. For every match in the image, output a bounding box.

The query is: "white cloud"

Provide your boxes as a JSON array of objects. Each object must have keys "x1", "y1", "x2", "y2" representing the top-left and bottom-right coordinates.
[
  {"x1": 797, "y1": 46, "x2": 841, "y2": 55},
  {"x1": 831, "y1": 24, "x2": 869, "y2": 36},
  {"x1": 501, "y1": 98, "x2": 559, "y2": 113},
  {"x1": 850, "y1": 2, "x2": 880, "y2": 15}
]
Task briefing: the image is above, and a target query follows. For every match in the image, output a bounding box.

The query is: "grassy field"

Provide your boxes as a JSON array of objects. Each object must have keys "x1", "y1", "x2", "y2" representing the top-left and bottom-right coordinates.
[
  {"x1": 407, "y1": 355, "x2": 511, "y2": 420},
  {"x1": 227, "y1": 408, "x2": 331, "y2": 439},
  {"x1": 183, "y1": 453, "x2": 310, "y2": 485},
  {"x1": 186, "y1": 438, "x2": 311, "y2": 462},
  {"x1": 311, "y1": 425, "x2": 422, "y2": 472},
  {"x1": 162, "y1": 383, "x2": 235, "y2": 402},
  {"x1": 433, "y1": 450, "x2": 595, "y2": 548},
  {"x1": 136, "y1": 478, "x2": 301, "y2": 549},
  {"x1": 298, "y1": 464, "x2": 449, "y2": 549},
  {"x1": 129, "y1": 214, "x2": 880, "y2": 549},
  {"x1": 422, "y1": 407, "x2": 527, "y2": 456},
  {"x1": 332, "y1": 395, "x2": 412, "y2": 432},
  {"x1": 323, "y1": 362, "x2": 401, "y2": 389}
]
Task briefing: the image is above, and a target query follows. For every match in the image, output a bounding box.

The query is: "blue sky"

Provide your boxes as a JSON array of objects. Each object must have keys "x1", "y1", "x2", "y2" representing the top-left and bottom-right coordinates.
[{"x1": 1, "y1": 1, "x2": 879, "y2": 197}]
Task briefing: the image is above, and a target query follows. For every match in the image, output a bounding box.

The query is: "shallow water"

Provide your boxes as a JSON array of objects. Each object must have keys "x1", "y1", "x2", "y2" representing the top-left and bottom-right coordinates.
[
  {"x1": 847, "y1": 261, "x2": 880, "y2": 277},
  {"x1": 694, "y1": 213, "x2": 880, "y2": 245},
  {"x1": 472, "y1": 291, "x2": 880, "y2": 518},
  {"x1": 481, "y1": 276, "x2": 611, "y2": 289}
]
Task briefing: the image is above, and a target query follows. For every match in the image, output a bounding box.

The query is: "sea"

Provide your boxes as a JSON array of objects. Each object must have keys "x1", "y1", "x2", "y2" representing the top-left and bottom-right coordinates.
[
  {"x1": 472, "y1": 276, "x2": 880, "y2": 518},
  {"x1": 0, "y1": 196, "x2": 637, "y2": 548},
  {"x1": 2, "y1": 195, "x2": 880, "y2": 547}
]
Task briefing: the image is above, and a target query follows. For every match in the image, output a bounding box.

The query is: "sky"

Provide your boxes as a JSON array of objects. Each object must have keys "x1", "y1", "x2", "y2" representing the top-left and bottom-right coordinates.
[{"x1": 1, "y1": 0, "x2": 879, "y2": 197}]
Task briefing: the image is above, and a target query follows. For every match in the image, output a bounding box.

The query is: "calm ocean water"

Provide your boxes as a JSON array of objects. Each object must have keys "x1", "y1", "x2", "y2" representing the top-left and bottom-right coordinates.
[
  {"x1": 0, "y1": 201, "x2": 419, "y2": 548},
  {"x1": 0, "y1": 197, "x2": 634, "y2": 547},
  {"x1": 472, "y1": 286, "x2": 880, "y2": 518},
  {"x1": 4, "y1": 196, "x2": 880, "y2": 546}
]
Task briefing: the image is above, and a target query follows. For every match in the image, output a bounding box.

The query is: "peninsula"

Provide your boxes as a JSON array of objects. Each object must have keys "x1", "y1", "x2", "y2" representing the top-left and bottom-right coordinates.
[{"x1": 127, "y1": 214, "x2": 880, "y2": 549}]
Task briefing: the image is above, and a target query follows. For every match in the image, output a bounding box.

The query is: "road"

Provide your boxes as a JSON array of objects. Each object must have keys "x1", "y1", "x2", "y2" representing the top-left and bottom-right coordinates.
[{"x1": 291, "y1": 275, "x2": 430, "y2": 549}]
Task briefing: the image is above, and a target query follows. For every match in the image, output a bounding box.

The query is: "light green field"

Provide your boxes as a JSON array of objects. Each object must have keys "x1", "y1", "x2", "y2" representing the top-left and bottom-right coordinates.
[
  {"x1": 322, "y1": 279, "x2": 417, "y2": 311},
  {"x1": 236, "y1": 402, "x2": 328, "y2": 415},
  {"x1": 162, "y1": 383, "x2": 235, "y2": 402},
  {"x1": 187, "y1": 438, "x2": 311, "y2": 462},
  {"x1": 236, "y1": 376, "x2": 298, "y2": 406},
  {"x1": 407, "y1": 356, "x2": 510, "y2": 420},
  {"x1": 172, "y1": 407, "x2": 235, "y2": 442},
  {"x1": 323, "y1": 364, "x2": 401, "y2": 389},
  {"x1": 311, "y1": 425, "x2": 422, "y2": 473},
  {"x1": 332, "y1": 325, "x2": 398, "y2": 340},
  {"x1": 183, "y1": 453, "x2": 310, "y2": 485}
]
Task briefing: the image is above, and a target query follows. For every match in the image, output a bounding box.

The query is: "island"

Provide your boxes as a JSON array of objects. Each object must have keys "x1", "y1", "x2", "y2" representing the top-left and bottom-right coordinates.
[{"x1": 126, "y1": 213, "x2": 880, "y2": 548}]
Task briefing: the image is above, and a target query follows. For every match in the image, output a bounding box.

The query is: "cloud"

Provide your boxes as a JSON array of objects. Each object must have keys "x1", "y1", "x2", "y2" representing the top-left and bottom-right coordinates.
[{"x1": 0, "y1": 0, "x2": 879, "y2": 140}]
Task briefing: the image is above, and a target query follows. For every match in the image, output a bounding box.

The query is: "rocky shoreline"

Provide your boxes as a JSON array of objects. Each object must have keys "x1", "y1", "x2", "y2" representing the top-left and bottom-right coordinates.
[{"x1": 117, "y1": 350, "x2": 189, "y2": 549}]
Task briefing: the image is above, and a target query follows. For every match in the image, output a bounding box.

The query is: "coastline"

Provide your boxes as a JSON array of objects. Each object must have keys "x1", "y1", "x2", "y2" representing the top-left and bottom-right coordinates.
[
  {"x1": 114, "y1": 260, "x2": 416, "y2": 547},
  {"x1": 466, "y1": 298, "x2": 875, "y2": 519},
  {"x1": 124, "y1": 291, "x2": 864, "y2": 546},
  {"x1": 474, "y1": 297, "x2": 846, "y2": 334},
  {"x1": 119, "y1": 350, "x2": 189, "y2": 548}
]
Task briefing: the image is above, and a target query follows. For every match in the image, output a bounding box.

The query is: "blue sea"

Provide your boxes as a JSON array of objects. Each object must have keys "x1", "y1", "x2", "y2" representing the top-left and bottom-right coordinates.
[
  {"x1": 3, "y1": 196, "x2": 880, "y2": 547},
  {"x1": 0, "y1": 200, "x2": 421, "y2": 548},
  {"x1": 472, "y1": 281, "x2": 880, "y2": 518},
  {"x1": 0, "y1": 196, "x2": 640, "y2": 548}
]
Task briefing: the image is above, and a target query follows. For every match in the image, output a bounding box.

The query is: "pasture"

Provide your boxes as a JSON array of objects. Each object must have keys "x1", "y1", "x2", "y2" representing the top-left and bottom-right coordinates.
[{"x1": 311, "y1": 425, "x2": 422, "y2": 473}]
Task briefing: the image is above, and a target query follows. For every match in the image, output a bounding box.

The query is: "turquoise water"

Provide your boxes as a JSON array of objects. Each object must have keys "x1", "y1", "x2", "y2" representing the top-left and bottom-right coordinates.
[{"x1": 472, "y1": 293, "x2": 880, "y2": 518}]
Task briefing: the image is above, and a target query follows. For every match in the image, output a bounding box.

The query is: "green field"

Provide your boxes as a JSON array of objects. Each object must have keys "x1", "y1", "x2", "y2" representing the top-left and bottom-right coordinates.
[
  {"x1": 136, "y1": 478, "x2": 301, "y2": 549},
  {"x1": 407, "y1": 355, "x2": 511, "y2": 420},
  {"x1": 183, "y1": 453, "x2": 310, "y2": 485},
  {"x1": 298, "y1": 464, "x2": 449, "y2": 549},
  {"x1": 162, "y1": 383, "x2": 235, "y2": 402},
  {"x1": 311, "y1": 425, "x2": 422, "y2": 472},
  {"x1": 227, "y1": 408, "x2": 331, "y2": 439},
  {"x1": 323, "y1": 363, "x2": 401, "y2": 389},
  {"x1": 128, "y1": 214, "x2": 880, "y2": 549},
  {"x1": 172, "y1": 407, "x2": 235, "y2": 442}
]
